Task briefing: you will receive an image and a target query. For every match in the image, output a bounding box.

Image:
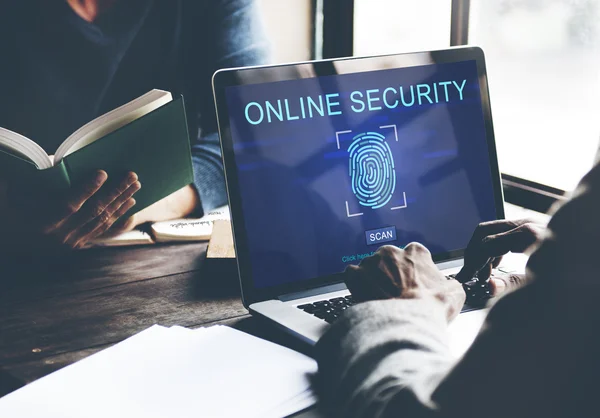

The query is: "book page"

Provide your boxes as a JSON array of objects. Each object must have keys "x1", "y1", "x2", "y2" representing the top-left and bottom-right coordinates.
[
  {"x1": 151, "y1": 206, "x2": 230, "y2": 243},
  {"x1": 87, "y1": 229, "x2": 155, "y2": 248},
  {"x1": 0, "y1": 128, "x2": 53, "y2": 169},
  {"x1": 54, "y1": 90, "x2": 172, "y2": 163},
  {"x1": 87, "y1": 207, "x2": 231, "y2": 247}
]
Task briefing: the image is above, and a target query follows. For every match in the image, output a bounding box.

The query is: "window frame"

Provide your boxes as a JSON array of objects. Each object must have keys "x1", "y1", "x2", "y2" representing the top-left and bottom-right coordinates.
[{"x1": 310, "y1": 0, "x2": 572, "y2": 212}]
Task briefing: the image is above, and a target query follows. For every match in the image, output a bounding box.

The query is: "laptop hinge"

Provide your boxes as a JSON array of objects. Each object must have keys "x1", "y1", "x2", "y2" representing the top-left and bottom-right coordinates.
[{"x1": 279, "y1": 282, "x2": 347, "y2": 302}]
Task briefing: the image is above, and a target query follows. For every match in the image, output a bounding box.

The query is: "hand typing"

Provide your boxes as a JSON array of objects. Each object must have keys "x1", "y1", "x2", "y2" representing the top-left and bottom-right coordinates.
[
  {"x1": 456, "y1": 219, "x2": 544, "y2": 296},
  {"x1": 344, "y1": 244, "x2": 466, "y2": 321}
]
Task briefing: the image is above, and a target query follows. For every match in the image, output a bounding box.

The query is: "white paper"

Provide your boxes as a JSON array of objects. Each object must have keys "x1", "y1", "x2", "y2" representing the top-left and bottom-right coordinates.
[
  {"x1": 448, "y1": 309, "x2": 488, "y2": 357},
  {"x1": 262, "y1": 389, "x2": 317, "y2": 418},
  {"x1": 0, "y1": 325, "x2": 317, "y2": 418}
]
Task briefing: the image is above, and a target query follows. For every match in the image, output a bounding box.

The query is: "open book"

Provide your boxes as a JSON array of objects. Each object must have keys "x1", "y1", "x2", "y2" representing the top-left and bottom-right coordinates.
[
  {"x1": 89, "y1": 206, "x2": 231, "y2": 247},
  {"x1": 0, "y1": 89, "x2": 194, "y2": 214}
]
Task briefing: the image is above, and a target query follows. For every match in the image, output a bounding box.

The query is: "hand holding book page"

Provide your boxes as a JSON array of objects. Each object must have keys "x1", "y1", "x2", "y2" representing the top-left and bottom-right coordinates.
[
  {"x1": 0, "y1": 89, "x2": 194, "y2": 254},
  {"x1": 0, "y1": 169, "x2": 141, "y2": 252}
]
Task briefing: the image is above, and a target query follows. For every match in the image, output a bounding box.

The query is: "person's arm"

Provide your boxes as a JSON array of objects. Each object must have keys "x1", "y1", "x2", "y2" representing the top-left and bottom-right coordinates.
[
  {"x1": 316, "y1": 296, "x2": 454, "y2": 418},
  {"x1": 189, "y1": 0, "x2": 270, "y2": 217},
  {"x1": 316, "y1": 276, "x2": 569, "y2": 418},
  {"x1": 113, "y1": 184, "x2": 198, "y2": 232},
  {"x1": 117, "y1": 0, "x2": 270, "y2": 231},
  {"x1": 315, "y1": 244, "x2": 462, "y2": 418},
  {"x1": 314, "y1": 213, "x2": 580, "y2": 417},
  {"x1": 180, "y1": 0, "x2": 270, "y2": 219}
]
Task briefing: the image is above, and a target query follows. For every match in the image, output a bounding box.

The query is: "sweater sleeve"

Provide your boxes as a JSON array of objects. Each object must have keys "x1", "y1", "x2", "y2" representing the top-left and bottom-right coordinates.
[
  {"x1": 188, "y1": 0, "x2": 270, "y2": 215},
  {"x1": 315, "y1": 297, "x2": 454, "y2": 418},
  {"x1": 316, "y1": 147, "x2": 600, "y2": 418},
  {"x1": 315, "y1": 277, "x2": 594, "y2": 418}
]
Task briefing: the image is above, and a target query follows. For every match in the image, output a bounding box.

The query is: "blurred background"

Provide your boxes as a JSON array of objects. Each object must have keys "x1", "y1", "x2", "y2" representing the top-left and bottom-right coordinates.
[{"x1": 259, "y1": 0, "x2": 600, "y2": 211}]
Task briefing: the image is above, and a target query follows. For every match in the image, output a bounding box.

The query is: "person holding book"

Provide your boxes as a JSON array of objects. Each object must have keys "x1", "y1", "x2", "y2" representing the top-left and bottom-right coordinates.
[{"x1": 0, "y1": 0, "x2": 269, "y2": 252}]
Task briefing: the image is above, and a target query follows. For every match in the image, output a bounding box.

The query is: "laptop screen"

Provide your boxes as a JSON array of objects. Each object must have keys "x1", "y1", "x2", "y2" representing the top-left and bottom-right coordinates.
[{"x1": 223, "y1": 58, "x2": 498, "y2": 290}]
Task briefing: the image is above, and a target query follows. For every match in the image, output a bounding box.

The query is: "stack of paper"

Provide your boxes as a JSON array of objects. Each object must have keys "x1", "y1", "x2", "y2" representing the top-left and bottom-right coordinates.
[{"x1": 0, "y1": 325, "x2": 317, "y2": 418}]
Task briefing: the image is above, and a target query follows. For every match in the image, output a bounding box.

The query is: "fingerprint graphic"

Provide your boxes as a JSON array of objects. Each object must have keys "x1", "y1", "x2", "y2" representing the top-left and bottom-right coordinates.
[{"x1": 348, "y1": 132, "x2": 396, "y2": 209}]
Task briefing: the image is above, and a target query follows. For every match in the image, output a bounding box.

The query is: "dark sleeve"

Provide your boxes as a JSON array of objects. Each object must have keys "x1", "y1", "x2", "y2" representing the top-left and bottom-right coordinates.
[
  {"x1": 315, "y1": 298, "x2": 454, "y2": 418},
  {"x1": 315, "y1": 278, "x2": 589, "y2": 418},
  {"x1": 187, "y1": 0, "x2": 270, "y2": 215},
  {"x1": 315, "y1": 161, "x2": 600, "y2": 418}
]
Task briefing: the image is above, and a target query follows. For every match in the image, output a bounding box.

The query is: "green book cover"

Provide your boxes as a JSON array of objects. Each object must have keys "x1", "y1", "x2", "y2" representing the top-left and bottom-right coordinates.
[
  {"x1": 0, "y1": 96, "x2": 194, "y2": 215},
  {"x1": 0, "y1": 149, "x2": 70, "y2": 191}
]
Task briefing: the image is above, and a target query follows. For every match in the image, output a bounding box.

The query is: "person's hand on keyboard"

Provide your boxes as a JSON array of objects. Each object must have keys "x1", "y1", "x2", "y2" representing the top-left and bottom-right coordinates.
[
  {"x1": 344, "y1": 244, "x2": 466, "y2": 321},
  {"x1": 456, "y1": 219, "x2": 545, "y2": 296}
]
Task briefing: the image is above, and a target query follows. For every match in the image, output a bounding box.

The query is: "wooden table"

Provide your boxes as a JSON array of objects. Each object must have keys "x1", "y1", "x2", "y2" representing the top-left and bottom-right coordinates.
[
  {"x1": 0, "y1": 243, "x2": 319, "y2": 417},
  {"x1": 0, "y1": 204, "x2": 543, "y2": 416}
]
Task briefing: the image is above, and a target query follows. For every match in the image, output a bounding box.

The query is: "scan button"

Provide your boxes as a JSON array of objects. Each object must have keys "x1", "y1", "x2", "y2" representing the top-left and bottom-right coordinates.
[{"x1": 365, "y1": 226, "x2": 397, "y2": 246}]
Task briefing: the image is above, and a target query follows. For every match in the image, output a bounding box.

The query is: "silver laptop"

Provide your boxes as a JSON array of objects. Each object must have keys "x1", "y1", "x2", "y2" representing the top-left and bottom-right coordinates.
[{"x1": 212, "y1": 47, "x2": 504, "y2": 344}]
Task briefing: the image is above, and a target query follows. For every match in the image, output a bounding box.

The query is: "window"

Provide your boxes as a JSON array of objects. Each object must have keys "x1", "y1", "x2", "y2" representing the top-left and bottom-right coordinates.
[
  {"x1": 342, "y1": 0, "x2": 600, "y2": 195},
  {"x1": 354, "y1": 0, "x2": 452, "y2": 56},
  {"x1": 262, "y1": 0, "x2": 600, "y2": 202},
  {"x1": 469, "y1": 0, "x2": 600, "y2": 191},
  {"x1": 259, "y1": 0, "x2": 313, "y2": 63}
]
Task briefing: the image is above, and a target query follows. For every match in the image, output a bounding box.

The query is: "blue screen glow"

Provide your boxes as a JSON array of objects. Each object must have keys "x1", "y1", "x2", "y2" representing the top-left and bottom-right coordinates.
[{"x1": 225, "y1": 60, "x2": 497, "y2": 289}]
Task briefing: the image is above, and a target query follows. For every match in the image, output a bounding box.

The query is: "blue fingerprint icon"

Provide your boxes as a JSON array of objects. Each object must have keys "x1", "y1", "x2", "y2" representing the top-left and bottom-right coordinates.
[{"x1": 348, "y1": 132, "x2": 396, "y2": 209}]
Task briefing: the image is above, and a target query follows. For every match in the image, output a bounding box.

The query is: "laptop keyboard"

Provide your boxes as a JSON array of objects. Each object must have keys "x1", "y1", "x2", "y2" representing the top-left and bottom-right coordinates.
[
  {"x1": 297, "y1": 275, "x2": 492, "y2": 324},
  {"x1": 297, "y1": 296, "x2": 356, "y2": 324},
  {"x1": 448, "y1": 274, "x2": 492, "y2": 310}
]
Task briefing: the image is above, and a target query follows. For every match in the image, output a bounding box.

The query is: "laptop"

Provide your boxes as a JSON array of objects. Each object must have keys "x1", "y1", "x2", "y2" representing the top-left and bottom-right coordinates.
[{"x1": 212, "y1": 47, "x2": 505, "y2": 345}]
